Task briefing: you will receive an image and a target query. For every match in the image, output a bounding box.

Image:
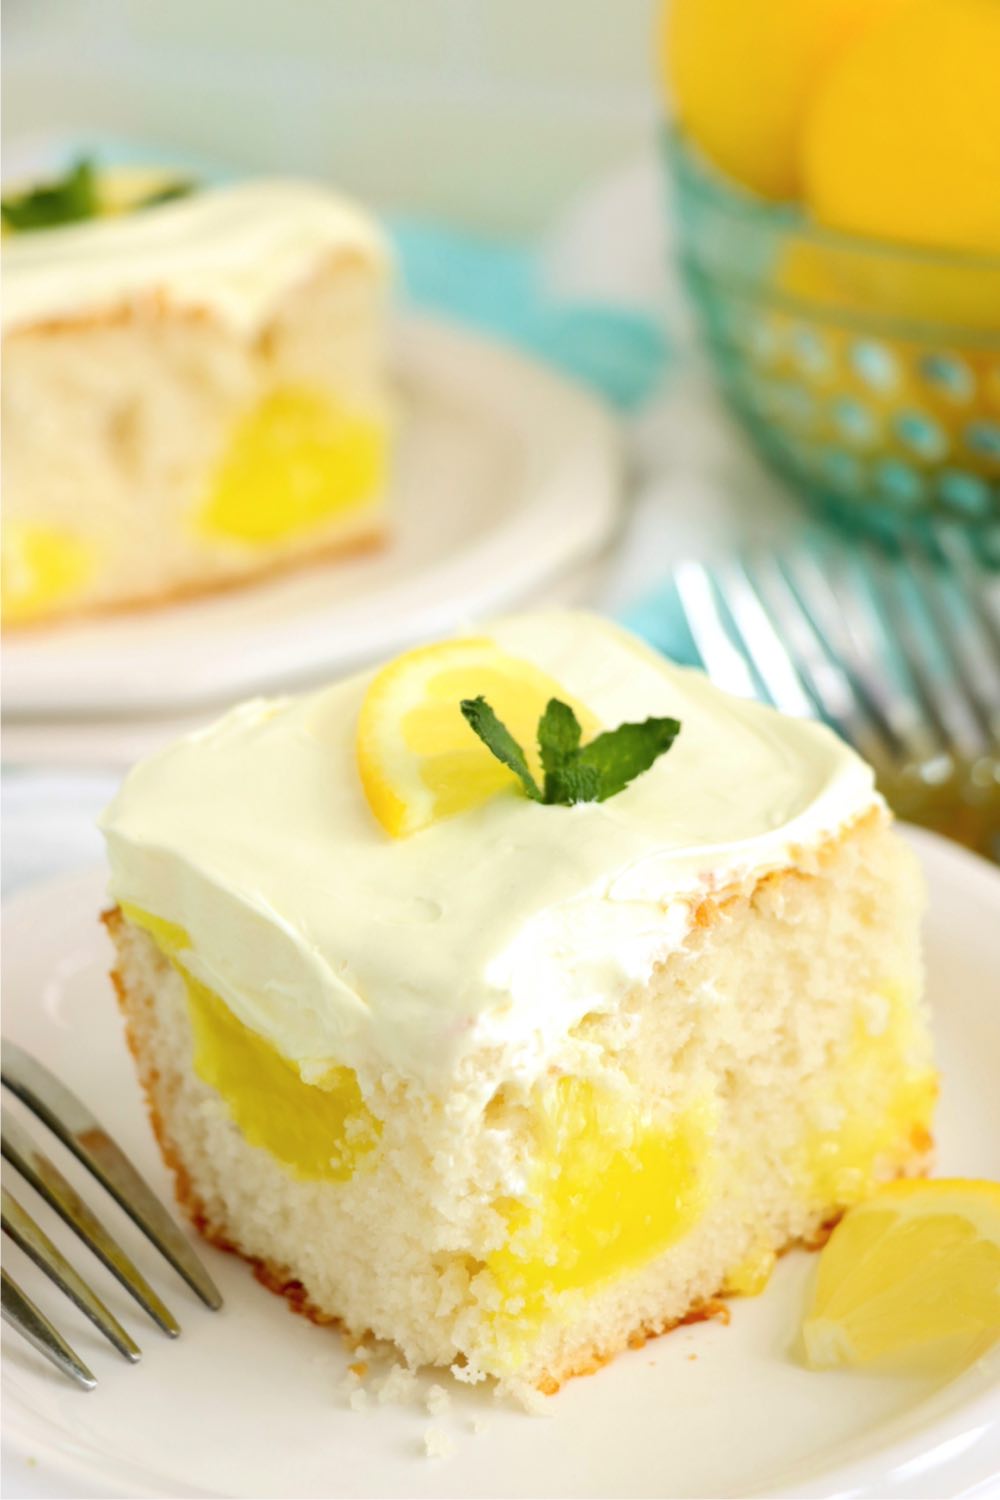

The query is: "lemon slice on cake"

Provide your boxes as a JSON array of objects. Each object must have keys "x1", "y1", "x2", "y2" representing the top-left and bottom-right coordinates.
[
  {"x1": 804, "y1": 1178, "x2": 1000, "y2": 1372},
  {"x1": 356, "y1": 637, "x2": 596, "y2": 837}
]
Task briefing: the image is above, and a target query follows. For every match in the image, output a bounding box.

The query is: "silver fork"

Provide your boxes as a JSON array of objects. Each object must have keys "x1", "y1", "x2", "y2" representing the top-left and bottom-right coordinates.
[
  {"x1": 671, "y1": 528, "x2": 1000, "y2": 859},
  {"x1": 1, "y1": 1041, "x2": 222, "y2": 1389}
]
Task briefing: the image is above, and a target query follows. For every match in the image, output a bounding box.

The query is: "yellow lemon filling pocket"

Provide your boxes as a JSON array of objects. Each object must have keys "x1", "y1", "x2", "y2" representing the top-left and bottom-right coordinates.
[
  {"x1": 799, "y1": 983, "x2": 937, "y2": 1210},
  {"x1": 122, "y1": 904, "x2": 379, "y2": 1181},
  {"x1": 486, "y1": 1079, "x2": 715, "y2": 1362},
  {"x1": 2, "y1": 522, "x2": 97, "y2": 624},
  {"x1": 196, "y1": 386, "x2": 386, "y2": 547}
]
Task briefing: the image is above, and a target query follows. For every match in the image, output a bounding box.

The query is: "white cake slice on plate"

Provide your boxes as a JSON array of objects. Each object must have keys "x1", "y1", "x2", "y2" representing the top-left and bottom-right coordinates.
[
  {"x1": 100, "y1": 611, "x2": 935, "y2": 1395},
  {"x1": 2, "y1": 169, "x2": 390, "y2": 625}
]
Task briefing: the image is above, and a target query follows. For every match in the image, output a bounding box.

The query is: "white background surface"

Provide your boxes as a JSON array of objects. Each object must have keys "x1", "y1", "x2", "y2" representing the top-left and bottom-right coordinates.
[{"x1": 3, "y1": 0, "x2": 660, "y2": 235}]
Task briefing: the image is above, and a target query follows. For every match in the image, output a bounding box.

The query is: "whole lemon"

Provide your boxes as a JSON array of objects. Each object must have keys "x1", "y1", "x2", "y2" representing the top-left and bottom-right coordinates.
[
  {"x1": 661, "y1": 0, "x2": 908, "y2": 199},
  {"x1": 802, "y1": 0, "x2": 1000, "y2": 253}
]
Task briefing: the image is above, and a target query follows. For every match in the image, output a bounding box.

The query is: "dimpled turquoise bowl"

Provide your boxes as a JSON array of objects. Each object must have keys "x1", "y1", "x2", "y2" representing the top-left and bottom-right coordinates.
[{"x1": 666, "y1": 130, "x2": 1000, "y2": 550}]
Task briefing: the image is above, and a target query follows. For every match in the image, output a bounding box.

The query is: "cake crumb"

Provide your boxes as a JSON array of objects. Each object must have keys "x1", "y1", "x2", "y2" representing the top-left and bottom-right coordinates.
[
  {"x1": 376, "y1": 1363, "x2": 418, "y2": 1405},
  {"x1": 426, "y1": 1383, "x2": 450, "y2": 1416},
  {"x1": 423, "y1": 1427, "x2": 454, "y2": 1460},
  {"x1": 450, "y1": 1359, "x2": 487, "y2": 1385},
  {"x1": 505, "y1": 1380, "x2": 551, "y2": 1417},
  {"x1": 471, "y1": 1416, "x2": 490, "y2": 1436},
  {"x1": 349, "y1": 1361, "x2": 369, "y2": 1379},
  {"x1": 349, "y1": 1387, "x2": 368, "y2": 1413}
]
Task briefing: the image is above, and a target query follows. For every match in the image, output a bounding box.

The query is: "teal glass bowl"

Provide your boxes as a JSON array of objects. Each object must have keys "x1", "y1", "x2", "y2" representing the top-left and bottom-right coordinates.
[{"x1": 666, "y1": 130, "x2": 1000, "y2": 546}]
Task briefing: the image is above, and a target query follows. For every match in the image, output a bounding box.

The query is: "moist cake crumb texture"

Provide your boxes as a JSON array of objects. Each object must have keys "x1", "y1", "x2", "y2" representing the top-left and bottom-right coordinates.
[
  {"x1": 423, "y1": 1428, "x2": 454, "y2": 1460},
  {"x1": 101, "y1": 611, "x2": 935, "y2": 1395}
]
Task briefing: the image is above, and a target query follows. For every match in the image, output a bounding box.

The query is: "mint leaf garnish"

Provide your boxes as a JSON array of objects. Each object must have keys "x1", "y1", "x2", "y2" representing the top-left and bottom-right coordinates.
[
  {"x1": 461, "y1": 695, "x2": 680, "y2": 807},
  {"x1": 551, "y1": 757, "x2": 602, "y2": 804},
  {"x1": 571, "y1": 716, "x2": 681, "y2": 801},
  {"x1": 138, "y1": 178, "x2": 195, "y2": 208},
  {"x1": 1, "y1": 161, "x2": 195, "y2": 233},
  {"x1": 460, "y1": 696, "x2": 543, "y2": 801},
  {"x1": 2, "y1": 159, "x2": 98, "y2": 231},
  {"x1": 537, "y1": 697, "x2": 582, "y2": 802}
]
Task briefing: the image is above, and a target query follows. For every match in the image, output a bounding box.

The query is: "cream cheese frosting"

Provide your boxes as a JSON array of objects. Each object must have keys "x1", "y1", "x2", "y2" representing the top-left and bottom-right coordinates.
[
  {"x1": 100, "y1": 612, "x2": 881, "y2": 1100},
  {"x1": 2, "y1": 178, "x2": 387, "y2": 336}
]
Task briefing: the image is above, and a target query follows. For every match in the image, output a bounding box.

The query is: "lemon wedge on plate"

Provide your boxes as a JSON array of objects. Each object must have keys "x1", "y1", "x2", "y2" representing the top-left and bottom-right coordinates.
[
  {"x1": 804, "y1": 1178, "x2": 1000, "y2": 1373},
  {"x1": 356, "y1": 637, "x2": 596, "y2": 837}
]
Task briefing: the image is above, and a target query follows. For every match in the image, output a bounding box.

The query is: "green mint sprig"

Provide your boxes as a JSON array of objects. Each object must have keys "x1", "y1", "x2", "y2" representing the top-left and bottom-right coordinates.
[
  {"x1": 460, "y1": 696, "x2": 681, "y2": 806},
  {"x1": 137, "y1": 179, "x2": 196, "y2": 209},
  {"x1": 2, "y1": 159, "x2": 99, "y2": 232},
  {"x1": 1, "y1": 160, "x2": 195, "y2": 233}
]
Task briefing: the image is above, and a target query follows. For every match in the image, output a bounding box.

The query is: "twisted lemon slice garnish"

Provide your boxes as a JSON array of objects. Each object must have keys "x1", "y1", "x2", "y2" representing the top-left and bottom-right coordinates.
[{"x1": 356, "y1": 638, "x2": 596, "y2": 837}]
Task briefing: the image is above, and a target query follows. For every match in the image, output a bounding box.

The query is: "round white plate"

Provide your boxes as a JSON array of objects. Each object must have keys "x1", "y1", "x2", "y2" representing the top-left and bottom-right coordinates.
[
  {"x1": 2, "y1": 315, "x2": 623, "y2": 719},
  {"x1": 2, "y1": 828, "x2": 999, "y2": 1500}
]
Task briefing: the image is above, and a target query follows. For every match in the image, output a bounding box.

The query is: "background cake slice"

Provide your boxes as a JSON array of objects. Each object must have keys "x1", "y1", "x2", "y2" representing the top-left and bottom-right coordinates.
[
  {"x1": 101, "y1": 612, "x2": 935, "y2": 1394},
  {"x1": 2, "y1": 170, "x2": 390, "y2": 625}
]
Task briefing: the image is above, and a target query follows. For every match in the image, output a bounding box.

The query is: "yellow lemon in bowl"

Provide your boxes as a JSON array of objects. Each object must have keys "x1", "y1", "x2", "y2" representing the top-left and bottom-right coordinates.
[
  {"x1": 803, "y1": 0, "x2": 1000, "y2": 254},
  {"x1": 660, "y1": 0, "x2": 909, "y2": 199}
]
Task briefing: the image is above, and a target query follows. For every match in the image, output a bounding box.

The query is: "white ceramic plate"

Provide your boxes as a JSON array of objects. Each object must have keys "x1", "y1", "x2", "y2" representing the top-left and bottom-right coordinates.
[
  {"x1": 2, "y1": 827, "x2": 999, "y2": 1500},
  {"x1": 2, "y1": 315, "x2": 623, "y2": 720}
]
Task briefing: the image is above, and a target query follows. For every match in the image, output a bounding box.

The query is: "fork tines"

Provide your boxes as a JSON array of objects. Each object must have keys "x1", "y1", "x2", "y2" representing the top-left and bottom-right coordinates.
[
  {"x1": 1, "y1": 1042, "x2": 221, "y2": 1388},
  {"x1": 671, "y1": 527, "x2": 1000, "y2": 857}
]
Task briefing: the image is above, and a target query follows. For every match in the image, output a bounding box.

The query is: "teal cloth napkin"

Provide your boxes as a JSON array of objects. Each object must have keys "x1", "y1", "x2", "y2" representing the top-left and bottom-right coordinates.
[
  {"x1": 390, "y1": 220, "x2": 669, "y2": 412},
  {"x1": 620, "y1": 583, "x2": 702, "y2": 668}
]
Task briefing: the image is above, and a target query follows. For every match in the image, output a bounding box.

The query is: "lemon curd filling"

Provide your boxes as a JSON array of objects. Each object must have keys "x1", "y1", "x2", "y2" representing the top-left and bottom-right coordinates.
[
  {"x1": 724, "y1": 984, "x2": 936, "y2": 1298},
  {"x1": 122, "y1": 907, "x2": 932, "y2": 1272},
  {"x1": 196, "y1": 386, "x2": 386, "y2": 546},
  {"x1": 484, "y1": 981, "x2": 933, "y2": 1346},
  {"x1": 799, "y1": 983, "x2": 937, "y2": 1210},
  {"x1": 485, "y1": 1079, "x2": 716, "y2": 1360},
  {"x1": 123, "y1": 897, "x2": 933, "y2": 1348},
  {"x1": 120, "y1": 905, "x2": 379, "y2": 1181},
  {"x1": 2, "y1": 522, "x2": 97, "y2": 623},
  {"x1": 185, "y1": 975, "x2": 379, "y2": 1181}
]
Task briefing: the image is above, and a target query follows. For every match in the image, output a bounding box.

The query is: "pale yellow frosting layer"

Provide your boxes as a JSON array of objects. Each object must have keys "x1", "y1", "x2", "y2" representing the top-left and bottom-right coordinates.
[
  {"x1": 3, "y1": 178, "x2": 387, "y2": 335},
  {"x1": 100, "y1": 612, "x2": 880, "y2": 1097}
]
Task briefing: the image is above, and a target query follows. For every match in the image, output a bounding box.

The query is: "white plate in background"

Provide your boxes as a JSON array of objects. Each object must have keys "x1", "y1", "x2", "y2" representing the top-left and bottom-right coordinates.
[
  {"x1": 2, "y1": 315, "x2": 623, "y2": 720},
  {"x1": 2, "y1": 827, "x2": 999, "y2": 1500},
  {"x1": 0, "y1": 537, "x2": 604, "y2": 771}
]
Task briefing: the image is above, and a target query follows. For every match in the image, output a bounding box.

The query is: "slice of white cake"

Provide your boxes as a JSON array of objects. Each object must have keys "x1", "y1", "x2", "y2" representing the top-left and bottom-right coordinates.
[
  {"x1": 100, "y1": 612, "x2": 935, "y2": 1394},
  {"x1": 2, "y1": 172, "x2": 390, "y2": 626}
]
